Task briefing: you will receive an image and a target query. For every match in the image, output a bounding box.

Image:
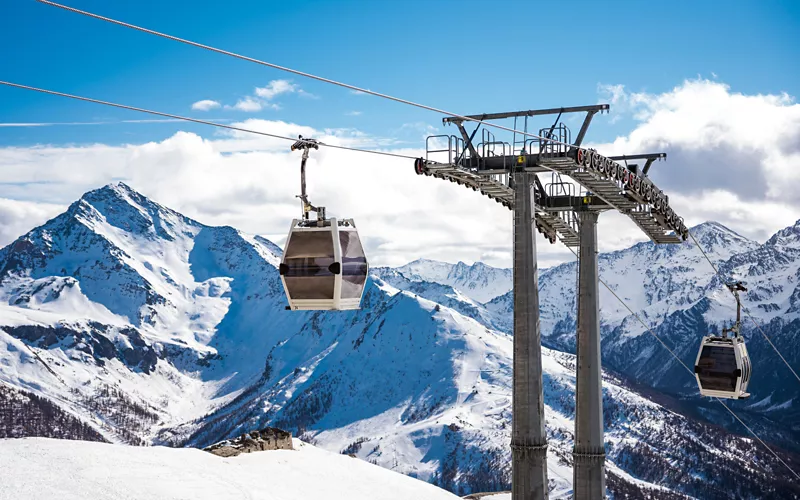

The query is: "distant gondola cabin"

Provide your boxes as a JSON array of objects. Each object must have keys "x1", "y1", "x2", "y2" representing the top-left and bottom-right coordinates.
[{"x1": 694, "y1": 335, "x2": 751, "y2": 400}]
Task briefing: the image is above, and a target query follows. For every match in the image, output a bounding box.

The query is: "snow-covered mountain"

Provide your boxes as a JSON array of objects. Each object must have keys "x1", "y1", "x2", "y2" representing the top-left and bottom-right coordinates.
[
  {"x1": 1, "y1": 183, "x2": 798, "y2": 499},
  {"x1": 0, "y1": 183, "x2": 296, "y2": 442},
  {"x1": 373, "y1": 259, "x2": 513, "y2": 304}
]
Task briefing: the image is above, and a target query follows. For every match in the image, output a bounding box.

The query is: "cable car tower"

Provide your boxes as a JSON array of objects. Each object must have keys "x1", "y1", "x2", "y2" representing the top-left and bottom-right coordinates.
[{"x1": 418, "y1": 105, "x2": 687, "y2": 500}]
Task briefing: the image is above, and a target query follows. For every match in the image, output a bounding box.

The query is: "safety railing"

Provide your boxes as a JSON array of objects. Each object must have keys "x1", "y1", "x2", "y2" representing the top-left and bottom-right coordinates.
[{"x1": 425, "y1": 135, "x2": 464, "y2": 165}]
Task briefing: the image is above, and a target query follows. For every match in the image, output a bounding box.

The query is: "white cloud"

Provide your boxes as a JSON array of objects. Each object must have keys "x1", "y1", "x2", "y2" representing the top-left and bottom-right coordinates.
[
  {"x1": 345, "y1": 111, "x2": 362, "y2": 116},
  {"x1": 0, "y1": 198, "x2": 64, "y2": 244},
  {"x1": 254, "y1": 80, "x2": 297, "y2": 100},
  {"x1": 216, "y1": 80, "x2": 305, "y2": 113},
  {"x1": 0, "y1": 119, "x2": 189, "y2": 127},
  {"x1": 297, "y1": 89, "x2": 319, "y2": 99},
  {"x1": 0, "y1": 123, "x2": 523, "y2": 268},
  {"x1": 191, "y1": 100, "x2": 221, "y2": 111},
  {"x1": 2, "y1": 79, "x2": 799, "y2": 268},
  {"x1": 585, "y1": 79, "x2": 800, "y2": 246},
  {"x1": 229, "y1": 97, "x2": 265, "y2": 112}
]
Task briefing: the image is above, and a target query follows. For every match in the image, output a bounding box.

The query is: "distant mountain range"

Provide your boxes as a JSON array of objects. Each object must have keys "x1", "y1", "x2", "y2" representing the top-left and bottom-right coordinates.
[{"x1": 0, "y1": 183, "x2": 798, "y2": 499}]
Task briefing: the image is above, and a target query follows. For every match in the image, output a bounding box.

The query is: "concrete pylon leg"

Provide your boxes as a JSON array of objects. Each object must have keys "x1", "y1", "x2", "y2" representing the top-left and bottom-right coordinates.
[
  {"x1": 573, "y1": 211, "x2": 606, "y2": 499},
  {"x1": 511, "y1": 171, "x2": 549, "y2": 500}
]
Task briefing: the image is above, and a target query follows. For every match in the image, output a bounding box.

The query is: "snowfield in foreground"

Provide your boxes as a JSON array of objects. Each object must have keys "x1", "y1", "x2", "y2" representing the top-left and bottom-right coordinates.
[{"x1": 0, "y1": 437, "x2": 460, "y2": 500}]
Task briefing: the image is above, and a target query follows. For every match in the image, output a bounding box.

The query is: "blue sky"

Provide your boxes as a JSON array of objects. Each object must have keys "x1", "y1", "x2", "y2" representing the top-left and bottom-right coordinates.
[{"x1": 1, "y1": 0, "x2": 798, "y2": 147}]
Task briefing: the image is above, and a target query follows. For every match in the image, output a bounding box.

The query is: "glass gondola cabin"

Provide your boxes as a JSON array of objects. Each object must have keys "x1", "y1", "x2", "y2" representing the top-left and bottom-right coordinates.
[
  {"x1": 694, "y1": 335, "x2": 751, "y2": 399},
  {"x1": 279, "y1": 218, "x2": 368, "y2": 311}
]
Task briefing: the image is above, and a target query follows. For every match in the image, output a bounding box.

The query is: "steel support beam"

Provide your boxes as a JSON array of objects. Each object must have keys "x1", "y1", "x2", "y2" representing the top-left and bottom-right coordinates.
[
  {"x1": 607, "y1": 153, "x2": 666, "y2": 161},
  {"x1": 573, "y1": 211, "x2": 606, "y2": 500},
  {"x1": 444, "y1": 104, "x2": 609, "y2": 123},
  {"x1": 607, "y1": 153, "x2": 667, "y2": 177},
  {"x1": 574, "y1": 111, "x2": 599, "y2": 148},
  {"x1": 455, "y1": 122, "x2": 480, "y2": 159},
  {"x1": 511, "y1": 171, "x2": 549, "y2": 500},
  {"x1": 642, "y1": 158, "x2": 657, "y2": 176}
]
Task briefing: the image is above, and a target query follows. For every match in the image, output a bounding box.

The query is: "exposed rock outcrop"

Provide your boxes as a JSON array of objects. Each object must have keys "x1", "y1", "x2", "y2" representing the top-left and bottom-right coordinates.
[{"x1": 204, "y1": 427, "x2": 293, "y2": 457}]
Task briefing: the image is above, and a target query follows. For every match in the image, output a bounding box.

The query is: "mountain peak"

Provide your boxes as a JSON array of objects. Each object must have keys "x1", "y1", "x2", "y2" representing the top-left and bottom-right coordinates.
[
  {"x1": 766, "y1": 218, "x2": 800, "y2": 248},
  {"x1": 81, "y1": 182, "x2": 153, "y2": 211},
  {"x1": 690, "y1": 221, "x2": 742, "y2": 237},
  {"x1": 387, "y1": 258, "x2": 511, "y2": 304},
  {"x1": 687, "y1": 221, "x2": 757, "y2": 255},
  {"x1": 75, "y1": 182, "x2": 201, "y2": 239},
  {"x1": 405, "y1": 257, "x2": 447, "y2": 266}
]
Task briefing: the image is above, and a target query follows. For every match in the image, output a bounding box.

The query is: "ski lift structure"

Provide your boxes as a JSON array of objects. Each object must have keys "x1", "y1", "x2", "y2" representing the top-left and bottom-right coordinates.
[
  {"x1": 694, "y1": 282, "x2": 752, "y2": 399},
  {"x1": 279, "y1": 136, "x2": 369, "y2": 311}
]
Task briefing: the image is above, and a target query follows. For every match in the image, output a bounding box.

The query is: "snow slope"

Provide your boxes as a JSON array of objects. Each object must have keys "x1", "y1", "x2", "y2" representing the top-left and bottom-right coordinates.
[
  {"x1": 169, "y1": 280, "x2": 798, "y2": 499},
  {"x1": 0, "y1": 437, "x2": 460, "y2": 500}
]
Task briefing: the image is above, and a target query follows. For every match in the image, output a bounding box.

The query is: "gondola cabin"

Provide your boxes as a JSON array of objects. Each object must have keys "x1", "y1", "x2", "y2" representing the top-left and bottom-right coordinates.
[
  {"x1": 694, "y1": 335, "x2": 751, "y2": 399},
  {"x1": 279, "y1": 218, "x2": 368, "y2": 311}
]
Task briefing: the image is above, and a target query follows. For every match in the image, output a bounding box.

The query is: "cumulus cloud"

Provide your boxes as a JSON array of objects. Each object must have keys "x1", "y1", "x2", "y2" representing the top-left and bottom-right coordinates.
[
  {"x1": 1, "y1": 79, "x2": 798, "y2": 268},
  {"x1": 191, "y1": 100, "x2": 221, "y2": 111},
  {"x1": 590, "y1": 79, "x2": 800, "y2": 238},
  {"x1": 0, "y1": 122, "x2": 525, "y2": 267},
  {"x1": 0, "y1": 198, "x2": 64, "y2": 244},
  {"x1": 213, "y1": 80, "x2": 306, "y2": 113},
  {"x1": 254, "y1": 80, "x2": 297, "y2": 100},
  {"x1": 229, "y1": 96, "x2": 267, "y2": 112}
]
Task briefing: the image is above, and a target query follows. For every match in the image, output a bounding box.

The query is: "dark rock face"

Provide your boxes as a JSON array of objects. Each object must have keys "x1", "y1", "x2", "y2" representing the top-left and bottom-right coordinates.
[
  {"x1": 1, "y1": 323, "x2": 159, "y2": 374},
  {"x1": 204, "y1": 427, "x2": 293, "y2": 457}
]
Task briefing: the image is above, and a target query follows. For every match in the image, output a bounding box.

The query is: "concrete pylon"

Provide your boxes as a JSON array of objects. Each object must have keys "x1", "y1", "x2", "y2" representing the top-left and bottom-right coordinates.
[
  {"x1": 511, "y1": 171, "x2": 549, "y2": 500},
  {"x1": 573, "y1": 210, "x2": 606, "y2": 499}
]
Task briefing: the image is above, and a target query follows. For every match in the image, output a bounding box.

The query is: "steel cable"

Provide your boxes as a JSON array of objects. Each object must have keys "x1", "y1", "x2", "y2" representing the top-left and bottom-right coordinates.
[
  {"x1": 0, "y1": 81, "x2": 417, "y2": 160},
  {"x1": 686, "y1": 230, "x2": 800, "y2": 385},
  {"x1": 36, "y1": 0, "x2": 599, "y2": 152},
  {"x1": 565, "y1": 245, "x2": 800, "y2": 482}
]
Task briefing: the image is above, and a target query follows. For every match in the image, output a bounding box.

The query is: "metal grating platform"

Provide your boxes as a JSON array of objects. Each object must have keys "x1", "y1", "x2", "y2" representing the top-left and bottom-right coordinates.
[
  {"x1": 540, "y1": 152, "x2": 686, "y2": 244},
  {"x1": 423, "y1": 162, "x2": 581, "y2": 247}
]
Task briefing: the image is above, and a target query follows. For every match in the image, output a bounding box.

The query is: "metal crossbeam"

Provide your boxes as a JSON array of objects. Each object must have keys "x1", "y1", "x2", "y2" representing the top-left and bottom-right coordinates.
[
  {"x1": 455, "y1": 122, "x2": 480, "y2": 160},
  {"x1": 443, "y1": 104, "x2": 609, "y2": 123},
  {"x1": 608, "y1": 153, "x2": 666, "y2": 161}
]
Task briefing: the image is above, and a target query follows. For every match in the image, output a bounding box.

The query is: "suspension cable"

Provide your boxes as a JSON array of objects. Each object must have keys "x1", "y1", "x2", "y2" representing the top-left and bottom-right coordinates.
[
  {"x1": 566, "y1": 245, "x2": 800, "y2": 481},
  {"x1": 26, "y1": 0, "x2": 640, "y2": 216},
  {"x1": 686, "y1": 230, "x2": 800, "y2": 384},
  {"x1": 0, "y1": 81, "x2": 417, "y2": 160},
  {"x1": 0, "y1": 79, "x2": 624, "y2": 213},
  {"x1": 36, "y1": 0, "x2": 596, "y2": 152}
]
